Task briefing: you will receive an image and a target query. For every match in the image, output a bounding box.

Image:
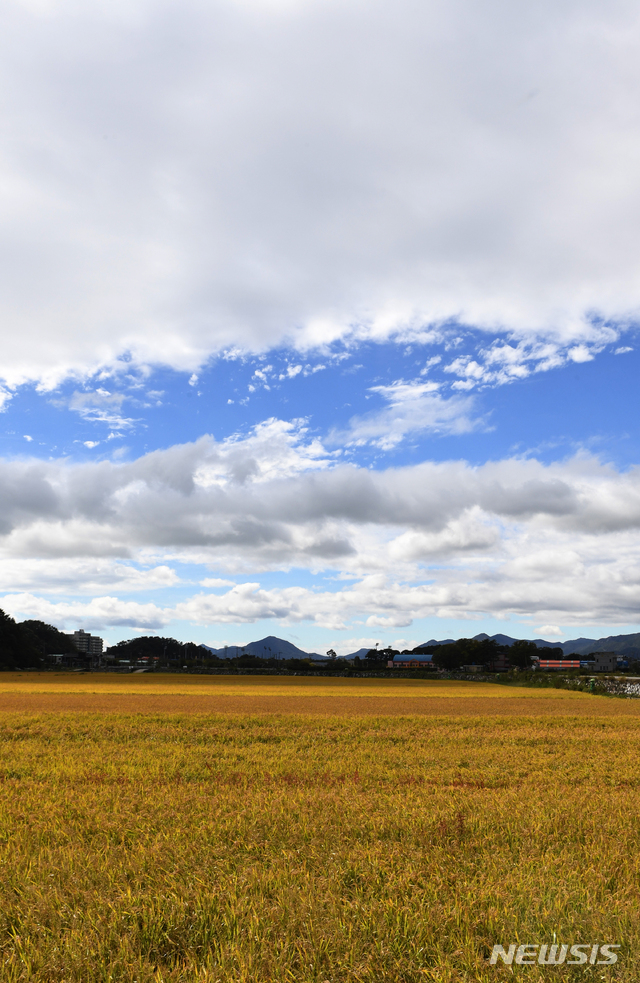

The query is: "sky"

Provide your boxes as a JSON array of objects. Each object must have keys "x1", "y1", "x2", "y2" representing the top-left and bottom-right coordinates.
[{"x1": 0, "y1": 0, "x2": 640, "y2": 654}]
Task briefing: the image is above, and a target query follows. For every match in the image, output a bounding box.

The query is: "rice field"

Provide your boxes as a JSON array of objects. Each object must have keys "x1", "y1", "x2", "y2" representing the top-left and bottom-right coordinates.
[
  {"x1": 0, "y1": 671, "x2": 636, "y2": 717},
  {"x1": 0, "y1": 674, "x2": 638, "y2": 980}
]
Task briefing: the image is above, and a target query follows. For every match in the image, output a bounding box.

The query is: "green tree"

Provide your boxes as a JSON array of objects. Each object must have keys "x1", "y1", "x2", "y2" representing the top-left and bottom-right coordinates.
[
  {"x1": 106, "y1": 636, "x2": 207, "y2": 664},
  {"x1": 509, "y1": 639, "x2": 539, "y2": 668},
  {"x1": 20, "y1": 620, "x2": 77, "y2": 656},
  {"x1": 0, "y1": 609, "x2": 42, "y2": 670},
  {"x1": 432, "y1": 638, "x2": 501, "y2": 670},
  {"x1": 431, "y1": 643, "x2": 465, "y2": 670}
]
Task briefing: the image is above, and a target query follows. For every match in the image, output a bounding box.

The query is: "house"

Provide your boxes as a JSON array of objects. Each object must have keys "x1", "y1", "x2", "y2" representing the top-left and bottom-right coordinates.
[
  {"x1": 591, "y1": 652, "x2": 617, "y2": 672},
  {"x1": 487, "y1": 652, "x2": 510, "y2": 672}
]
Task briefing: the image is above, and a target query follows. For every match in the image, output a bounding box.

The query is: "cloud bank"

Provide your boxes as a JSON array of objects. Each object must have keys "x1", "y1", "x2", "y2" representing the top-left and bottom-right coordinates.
[
  {"x1": 0, "y1": 0, "x2": 639, "y2": 385},
  {"x1": 0, "y1": 423, "x2": 640, "y2": 629}
]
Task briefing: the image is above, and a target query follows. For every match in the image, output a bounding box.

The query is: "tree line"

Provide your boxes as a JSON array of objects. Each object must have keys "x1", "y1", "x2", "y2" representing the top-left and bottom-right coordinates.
[{"x1": 0, "y1": 610, "x2": 77, "y2": 670}]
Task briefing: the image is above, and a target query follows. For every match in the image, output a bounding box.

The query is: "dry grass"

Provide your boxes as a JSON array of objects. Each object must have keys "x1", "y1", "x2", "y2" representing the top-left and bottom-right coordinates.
[{"x1": 0, "y1": 677, "x2": 637, "y2": 980}]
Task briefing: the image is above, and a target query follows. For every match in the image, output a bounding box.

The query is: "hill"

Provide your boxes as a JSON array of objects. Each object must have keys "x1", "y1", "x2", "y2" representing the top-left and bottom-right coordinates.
[
  {"x1": 573, "y1": 632, "x2": 640, "y2": 656},
  {"x1": 203, "y1": 636, "x2": 324, "y2": 661},
  {"x1": 205, "y1": 630, "x2": 640, "y2": 662},
  {"x1": 344, "y1": 648, "x2": 371, "y2": 661},
  {"x1": 416, "y1": 631, "x2": 640, "y2": 659}
]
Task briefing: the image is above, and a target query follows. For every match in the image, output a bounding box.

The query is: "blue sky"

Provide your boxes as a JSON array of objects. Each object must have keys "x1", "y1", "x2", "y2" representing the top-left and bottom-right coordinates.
[
  {"x1": 5, "y1": 338, "x2": 640, "y2": 471},
  {"x1": 0, "y1": 0, "x2": 640, "y2": 653}
]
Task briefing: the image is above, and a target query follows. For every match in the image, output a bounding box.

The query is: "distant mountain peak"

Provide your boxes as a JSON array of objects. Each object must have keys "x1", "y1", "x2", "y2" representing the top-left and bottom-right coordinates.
[{"x1": 202, "y1": 630, "x2": 640, "y2": 661}]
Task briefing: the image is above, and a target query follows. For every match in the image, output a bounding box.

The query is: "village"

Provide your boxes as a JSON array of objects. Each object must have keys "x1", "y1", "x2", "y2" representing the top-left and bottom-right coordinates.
[{"x1": 42, "y1": 628, "x2": 630, "y2": 677}]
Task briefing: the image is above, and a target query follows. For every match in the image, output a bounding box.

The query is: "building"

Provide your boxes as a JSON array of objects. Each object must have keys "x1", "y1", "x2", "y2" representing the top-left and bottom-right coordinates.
[
  {"x1": 487, "y1": 652, "x2": 510, "y2": 672},
  {"x1": 537, "y1": 659, "x2": 581, "y2": 670},
  {"x1": 391, "y1": 654, "x2": 434, "y2": 668},
  {"x1": 591, "y1": 652, "x2": 617, "y2": 673},
  {"x1": 69, "y1": 630, "x2": 103, "y2": 656}
]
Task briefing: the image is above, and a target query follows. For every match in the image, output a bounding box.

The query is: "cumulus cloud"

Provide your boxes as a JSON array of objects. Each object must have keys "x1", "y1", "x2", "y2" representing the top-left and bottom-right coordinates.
[
  {"x1": 0, "y1": 593, "x2": 169, "y2": 631},
  {"x1": 0, "y1": 559, "x2": 179, "y2": 595},
  {"x1": 535, "y1": 625, "x2": 564, "y2": 638},
  {"x1": 0, "y1": 0, "x2": 639, "y2": 385},
  {"x1": 199, "y1": 577, "x2": 236, "y2": 588},
  {"x1": 4, "y1": 543, "x2": 640, "y2": 630},
  {"x1": 194, "y1": 417, "x2": 336, "y2": 485},
  {"x1": 0, "y1": 424, "x2": 638, "y2": 626}
]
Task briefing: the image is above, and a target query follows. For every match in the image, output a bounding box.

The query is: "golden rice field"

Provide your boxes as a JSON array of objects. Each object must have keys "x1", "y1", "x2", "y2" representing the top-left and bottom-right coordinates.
[
  {"x1": 0, "y1": 673, "x2": 638, "y2": 981},
  {"x1": 0, "y1": 671, "x2": 637, "y2": 717}
]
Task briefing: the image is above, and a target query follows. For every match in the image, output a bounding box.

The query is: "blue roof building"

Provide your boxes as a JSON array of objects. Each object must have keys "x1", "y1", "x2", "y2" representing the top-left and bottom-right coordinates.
[{"x1": 391, "y1": 654, "x2": 434, "y2": 668}]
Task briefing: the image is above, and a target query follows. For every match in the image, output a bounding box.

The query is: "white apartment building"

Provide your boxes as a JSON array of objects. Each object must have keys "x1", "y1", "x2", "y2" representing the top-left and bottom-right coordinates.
[{"x1": 69, "y1": 629, "x2": 104, "y2": 656}]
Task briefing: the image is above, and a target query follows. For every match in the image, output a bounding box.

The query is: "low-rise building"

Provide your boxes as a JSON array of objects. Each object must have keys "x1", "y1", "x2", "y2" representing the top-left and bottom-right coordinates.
[
  {"x1": 537, "y1": 659, "x2": 581, "y2": 670},
  {"x1": 591, "y1": 652, "x2": 617, "y2": 672},
  {"x1": 487, "y1": 652, "x2": 510, "y2": 672},
  {"x1": 391, "y1": 654, "x2": 434, "y2": 668}
]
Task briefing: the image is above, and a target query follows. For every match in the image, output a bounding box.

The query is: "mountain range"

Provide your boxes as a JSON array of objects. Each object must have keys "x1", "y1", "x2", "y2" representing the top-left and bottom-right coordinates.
[
  {"x1": 465, "y1": 632, "x2": 640, "y2": 656},
  {"x1": 202, "y1": 632, "x2": 640, "y2": 661}
]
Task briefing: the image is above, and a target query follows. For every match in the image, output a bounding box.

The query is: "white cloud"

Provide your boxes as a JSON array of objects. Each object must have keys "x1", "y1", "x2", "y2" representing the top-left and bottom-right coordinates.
[
  {"x1": 0, "y1": 593, "x2": 170, "y2": 631},
  {"x1": 279, "y1": 364, "x2": 303, "y2": 380},
  {"x1": 420, "y1": 356, "x2": 442, "y2": 374},
  {"x1": 193, "y1": 417, "x2": 336, "y2": 486},
  {"x1": 568, "y1": 345, "x2": 595, "y2": 364},
  {"x1": 0, "y1": 0, "x2": 638, "y2": 384},
  {"x1": 535, "y1": 625, "x2": 563, "y2": 637},
  {"x1": 388, "y1": 510, "x2": 500, "y2": 561},
  {"x1": 334, "y1": 381, "x2": 481, "y2": 448},
  {"x1": 0, "y1": 558, "x2": 179, "y2": 594},
  {"x1": 5, "y1": 537, "x2": 640, "y2": 631},
  {"x1": 62, "y1": 390, "x2": 137, "y2": 429},
  {"x1": 0, "y1": 426, "x2": 639, "y2": 626},
  {"x1": 441, "y1": 335, "x2": 615, "y2": 390}
]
